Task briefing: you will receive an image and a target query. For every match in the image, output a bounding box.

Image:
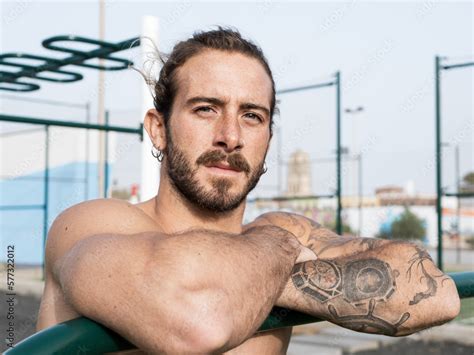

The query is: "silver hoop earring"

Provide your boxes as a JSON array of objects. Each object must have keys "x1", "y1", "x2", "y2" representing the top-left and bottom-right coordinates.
[
  {"x1": 151, "y1": 146, "x2": 164, "y2": 162},
  {"x1": 262, "y1": 161, "x2": 268, "y2": 174}
]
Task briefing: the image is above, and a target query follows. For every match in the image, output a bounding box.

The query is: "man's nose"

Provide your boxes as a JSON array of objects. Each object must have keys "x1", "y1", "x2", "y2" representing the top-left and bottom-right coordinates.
[{"x1": 212, "y1": 115, "x2": 244, "y2": 152}]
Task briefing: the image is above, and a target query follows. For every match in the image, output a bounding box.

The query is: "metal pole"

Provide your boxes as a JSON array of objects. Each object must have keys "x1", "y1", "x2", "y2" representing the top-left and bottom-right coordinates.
[
  {"x1": 455, "y1": 145, "x2": 461, "y2": 264},
  {"x1": 344, "y1": 106, "x2": 364, "y2": 236},
  {"x1": 277, "y1": 125, "x2": 282, "y2": 194},
  {"x1": 435, "y1": 55, "x2": 443, "y2": 270},
  {"x1": 85, "y1": 102, "x2": 90, "y2": 200},
  {"x1": 97, "y1": 0, "x2": 106, "y2": 198},
  {"x1": 0, "y1": 114, "x2": 143, "y2": 136},
  {"x1": 42, "y1": 125, "x2": 50, "y2": 280},
  {"x1": 335, "y1": 71, "x2": 342, "y2": 235},
  {"x1": 104, "y1": 110, "x2": 109, "y2": 198},
  {"x1": 358, "y1": 153, "x2": 363, "y2": 237}
]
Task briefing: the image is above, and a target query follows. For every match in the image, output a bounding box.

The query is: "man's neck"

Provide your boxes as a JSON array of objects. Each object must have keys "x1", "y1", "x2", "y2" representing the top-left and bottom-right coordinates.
[{"x1": 151, "y1": 175, "x2": 246, "y2": 235}]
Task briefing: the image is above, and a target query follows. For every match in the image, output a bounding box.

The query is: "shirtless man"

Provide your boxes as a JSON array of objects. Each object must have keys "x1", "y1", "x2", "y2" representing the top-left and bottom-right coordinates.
[{"x1": 36, "y1": 28, "x2": 460, "y2": 354}]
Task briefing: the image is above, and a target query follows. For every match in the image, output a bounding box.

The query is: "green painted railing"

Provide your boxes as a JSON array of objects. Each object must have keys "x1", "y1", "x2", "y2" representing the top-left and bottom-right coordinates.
[{"x1": 5, "y1": 272, "x2": 473, "y2": 354}]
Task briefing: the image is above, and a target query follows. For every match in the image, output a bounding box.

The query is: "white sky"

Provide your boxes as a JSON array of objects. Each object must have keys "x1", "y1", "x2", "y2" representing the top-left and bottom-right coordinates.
[{"x1": 1, "y1": 0, "x2": 473, "y2": 198}]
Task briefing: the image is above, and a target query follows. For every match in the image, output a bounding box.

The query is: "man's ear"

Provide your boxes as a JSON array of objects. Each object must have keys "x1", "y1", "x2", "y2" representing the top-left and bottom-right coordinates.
[{"x1": 144, "y1": 108, "x2": 167, "y2": 150}]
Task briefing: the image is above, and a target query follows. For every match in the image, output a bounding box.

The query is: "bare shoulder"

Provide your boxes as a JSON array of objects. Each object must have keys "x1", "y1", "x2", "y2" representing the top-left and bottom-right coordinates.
[{"x1": 45, "y1": 198, "x2": 159, "y2": 276}]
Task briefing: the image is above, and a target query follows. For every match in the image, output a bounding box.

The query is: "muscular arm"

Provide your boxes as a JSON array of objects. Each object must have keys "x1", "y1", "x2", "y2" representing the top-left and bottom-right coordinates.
[
  {"x1": 50, "y1": 202, "x2": 306, "y2": 353},
  {"x1": 249, "y1": 212, "x2": 460, "y2": 336}
]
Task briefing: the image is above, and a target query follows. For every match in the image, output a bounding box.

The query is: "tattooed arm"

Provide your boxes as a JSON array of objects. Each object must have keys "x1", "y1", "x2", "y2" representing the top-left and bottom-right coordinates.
[{"x1": 249, "y1": 212, "x2": 460, "y2": 336}]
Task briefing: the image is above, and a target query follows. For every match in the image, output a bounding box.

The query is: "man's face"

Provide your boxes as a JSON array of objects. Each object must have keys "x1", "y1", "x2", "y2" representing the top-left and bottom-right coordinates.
[{"x1": 163, "y1": 50, "x2": 273, "y2": 213}]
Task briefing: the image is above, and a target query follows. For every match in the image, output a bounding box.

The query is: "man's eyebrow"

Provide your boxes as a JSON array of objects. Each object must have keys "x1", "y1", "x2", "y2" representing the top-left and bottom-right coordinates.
[
  {"x1": 186, "y1": 96, "x2": 270, "y2": 117},
  {"x1": 240, "y1": 103, "x2": 270, "y2": 117},
  {"x1": 185, "y1": 96, "x2": 226, "y2": 107}
]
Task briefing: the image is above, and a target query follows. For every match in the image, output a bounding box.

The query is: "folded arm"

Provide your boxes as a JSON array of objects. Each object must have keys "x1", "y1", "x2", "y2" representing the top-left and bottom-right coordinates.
[
  {"x1": 249, "y1": 212, "x2": 461, "y2": 336},
  {"x1": 52, "y1": 213, "x2": 303, "y2": 353}
]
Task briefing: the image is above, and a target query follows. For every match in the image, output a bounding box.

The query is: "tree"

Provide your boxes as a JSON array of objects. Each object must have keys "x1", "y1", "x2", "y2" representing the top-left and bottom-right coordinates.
[
  {"x1": 390, "y1": 207, "x2": 426, "y2": 241},
  {"x1": 466, "y1": 236, "x2": 474, "y2": 250},
  {"x1": 461, "y1": 172, "x2": 474, "y2": 192}
]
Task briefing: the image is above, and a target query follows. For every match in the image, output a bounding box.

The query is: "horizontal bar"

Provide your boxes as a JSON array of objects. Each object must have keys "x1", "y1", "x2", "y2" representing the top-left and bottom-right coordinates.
[
  {"x1": 0, "y1": 114, "x2": 143, "y2": 139},
  {"x1": 0, "y1": 80, "x2": 40, "y2": 92},
  {"x1": 248, "y1": 194, "x2": 335, "y2": 202},
  {"x1": 442, "y1": 61, "x2": 474, "y2": 70},
  {"x1": 277, "y1": 81, "x2": 335, "y2": 95},
  {"x1": 452, "y1": 271, "x2": 474, "y2": 299},
  {"x1": 443, "y1": 192, "x2": 474, "y2": 198},
  {"x1": 6, "y1": 272, "x2": 473, "y2": 354},
  {"x1": 0, "y1": 204, "x2": 44, "y2": 210}
]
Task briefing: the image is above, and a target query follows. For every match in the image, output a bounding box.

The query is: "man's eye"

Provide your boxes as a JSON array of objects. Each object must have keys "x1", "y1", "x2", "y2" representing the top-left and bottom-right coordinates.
[
  {"x1": 195, "y1": 106, "x2": 214, "y2": 113},
  {"x1": 244, "y1": 112, "x2": 263, "y2": 122}
]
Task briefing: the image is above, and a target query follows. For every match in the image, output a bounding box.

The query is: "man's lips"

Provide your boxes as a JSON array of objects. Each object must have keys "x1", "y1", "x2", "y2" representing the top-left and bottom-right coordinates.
[{"x1": 206, "y1": 162, "x2": 241, "y2": 172}]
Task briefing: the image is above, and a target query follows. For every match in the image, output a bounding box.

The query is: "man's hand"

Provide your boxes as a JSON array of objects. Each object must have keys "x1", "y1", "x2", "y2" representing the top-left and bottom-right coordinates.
[
  {"x1": 244, "y1": 218, "x2": 317, "y2": 263},
  {"x1": 249, "y1": 212, "x2": 461, "y2": 336}
]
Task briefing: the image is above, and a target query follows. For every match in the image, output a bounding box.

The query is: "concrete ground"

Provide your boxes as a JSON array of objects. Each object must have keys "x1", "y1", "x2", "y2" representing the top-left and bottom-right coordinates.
[{"x1": 1, "y1": 265, "x2": 473, "y2": 354}]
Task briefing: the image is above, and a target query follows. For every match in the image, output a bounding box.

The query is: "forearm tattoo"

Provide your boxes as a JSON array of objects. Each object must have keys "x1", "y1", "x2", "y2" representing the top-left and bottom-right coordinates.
[
  {"x1": 292, "y1": 258, "x2": 409, "y2": 335},
  {"x1": 406, "y1": 245, "x2": 451, "y2": 305},
  {"x1": 259, "y1": 212, "x2": 451, "y2": 334}
]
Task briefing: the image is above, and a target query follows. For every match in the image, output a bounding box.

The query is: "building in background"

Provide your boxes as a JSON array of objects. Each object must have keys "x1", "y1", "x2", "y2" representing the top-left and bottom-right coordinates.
[{"x1": 286, "y1": 150, "x2": 312, "y2": 197}]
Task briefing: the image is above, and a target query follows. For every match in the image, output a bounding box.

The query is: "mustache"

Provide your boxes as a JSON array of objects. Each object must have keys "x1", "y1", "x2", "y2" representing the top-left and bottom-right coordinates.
[{"x1": 196, "y1": 150, "x2": 251, "y2": 175}]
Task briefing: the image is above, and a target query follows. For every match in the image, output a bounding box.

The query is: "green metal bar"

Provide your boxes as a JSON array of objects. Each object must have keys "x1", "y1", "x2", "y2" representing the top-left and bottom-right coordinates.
[
  {"x1": 85, "y1": 102, "x2": 90, "y2": 200},
  {"x1": 442, "y1": 61, "x2": 474, "y2": 70},
  {"x1": 451, "y1": 271, "x2": 474, "y2": 299},
  {"x1": 42, "y1": 35, "x2": 140, "y2": 71},
  {"x1": 455, "y1": 145, "x2": 461, "y2": 264},
  {"x1": 42, "y1": 126, "x2": 50, "y2": 281},
  {"x1": 335, "y1": 71, "x2": 342, "y2": 235},
  {"x1": 435, "y1": 56, "x2": 473, "y2": 270},
  {"x1": 444, "y1": 192, "x2": 474, "y2": 198},
  {"x1": 7, "y1": 271, "x2": 473, "y2": 354},
  {"x1": 0, "y1": 36, "x2": 139, "y2": 82},
  {"x1": 104, "y1": 111, "x2": 110, "y2": 198},
  {"x1": 0, "y1": 53, "x2": 83, "y2": 82},
  {"x1": 0, "y1": 35, "x2": 140, "y2": 92},
  {"x1": 435, "y1": 56, "x2": 443, "y2": 271},
  {"x1": 276, "y1": 81, "x2": 335, "y2": 95},
  {"x1": 0, "y1": 81, "x2": 40, "y2": 92},
  {"x1": 0, "y1": 204, "x2": 45, "y2": 211},
  {"x1": 0, "y1": 114, "x2": 143, "y2": 139},
  {"x1": 247, "y1": 194, "x2": 335, "y2": 203},
  {"x1": 274, "y1": 77, "x2": 340, "y2": 212},
  {"x1": 4, "y1": 317, "x2": 134, "y2": 355},
  {"x1": 138, "y1": 123, "x2": 144, "y2": 142}
]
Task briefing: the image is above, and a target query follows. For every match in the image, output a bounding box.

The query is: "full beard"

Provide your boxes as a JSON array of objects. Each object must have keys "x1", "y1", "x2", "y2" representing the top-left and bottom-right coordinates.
[{"x1": 164, "y1": 136, "x2": 265, "y2": 213}]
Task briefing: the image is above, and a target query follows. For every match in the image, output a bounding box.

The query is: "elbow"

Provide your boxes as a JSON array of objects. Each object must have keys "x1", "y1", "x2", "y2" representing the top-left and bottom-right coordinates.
[
  {"x1": 164, "y1": 300, "x2": 233, "y2": 353},
  {"x1": 158, "y1": 287, "x2": 234, "y2": 353},
  {"x1": 401, "y1": 279, "x2": 461, "y2": 336},
  {"x1": 181, "y1": 292, "x2": 234, "y2": 353},
  {"x1": 436, "y1": 277, "x2": 461, "y2": 323},
  {"x1": 181, "y1": 318, "x2": 232, "y2": 354}
]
